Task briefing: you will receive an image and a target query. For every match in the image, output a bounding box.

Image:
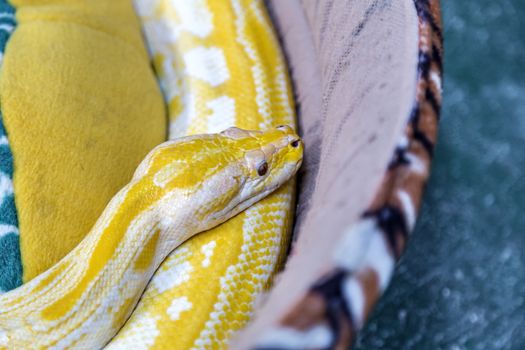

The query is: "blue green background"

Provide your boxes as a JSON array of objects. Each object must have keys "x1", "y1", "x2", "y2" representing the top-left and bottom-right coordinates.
[{"x1": 355, "y1": 1, "x2": 525, "y2": 349}]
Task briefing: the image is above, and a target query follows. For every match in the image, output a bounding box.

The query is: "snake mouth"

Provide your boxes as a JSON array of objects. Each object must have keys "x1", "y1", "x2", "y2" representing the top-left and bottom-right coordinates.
[
  {"x1": 237, "y1": 158, "x2": 302, "y2": 217},
  {"x1": 230, "y1": 184, "x2": 281, "y2": 218}
]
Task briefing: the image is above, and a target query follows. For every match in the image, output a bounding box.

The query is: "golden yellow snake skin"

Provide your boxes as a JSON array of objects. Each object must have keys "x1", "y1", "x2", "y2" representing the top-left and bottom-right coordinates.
[
  {"x1": 107, "y1": 1, "x2": 297, "y2": 349},
  {"x1": 0, "y1": 127, "x2": 302, "y2": 349}
]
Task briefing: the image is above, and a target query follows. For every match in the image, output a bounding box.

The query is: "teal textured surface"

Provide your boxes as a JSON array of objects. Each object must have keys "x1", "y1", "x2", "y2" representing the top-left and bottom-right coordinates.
[
  {"x1": 0, "y1": 0, "x2": 21, "y2": 293},
  {"x1": 356, "y1": 1, "x2": 525, "y2": 349}
]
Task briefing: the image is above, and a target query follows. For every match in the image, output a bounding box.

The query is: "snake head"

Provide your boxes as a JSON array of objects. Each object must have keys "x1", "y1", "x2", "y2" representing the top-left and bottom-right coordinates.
[
  {"x1": 193, "y1": 125, "x2": 303, "y2": 229},
  {"x1": 232, "y1": 125, "x2": 303, "y2": 204},
  {"x1": 196, "y1": 125, "x2": 303, "y2": 227},
  {"x1": 134, "y1": 126, "x2": 302, "y2": 232}
]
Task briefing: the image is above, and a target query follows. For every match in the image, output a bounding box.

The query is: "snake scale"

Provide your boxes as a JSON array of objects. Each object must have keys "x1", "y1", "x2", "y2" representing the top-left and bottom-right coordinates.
[
  {"x1": 0, "y1": 0, "x2": 298, "y2": 349},
  {"x1": 0, "y1": 127, "x2": 302, "y2": 349}
]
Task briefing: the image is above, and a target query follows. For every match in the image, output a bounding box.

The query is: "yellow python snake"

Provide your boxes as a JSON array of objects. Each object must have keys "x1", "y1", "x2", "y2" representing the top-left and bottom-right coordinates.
[
  {"x1": 107, "y1": 1, "x2": 297, "y2": 349},
  {"x1": 0, "y1": 126, "x2": 302, "y2": 349},
  {"x1": 0, "y1": 0, "x2": 297, "y2": 348}
]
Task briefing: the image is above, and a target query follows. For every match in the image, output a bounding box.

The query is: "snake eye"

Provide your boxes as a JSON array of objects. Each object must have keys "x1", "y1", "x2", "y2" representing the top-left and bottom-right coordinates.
[
  {"x1": 257, "y1": 161, "x2": 268, "y2": 176},
  {"x1": 290, "y1": 139, "x2": 300, "y2": 148}
]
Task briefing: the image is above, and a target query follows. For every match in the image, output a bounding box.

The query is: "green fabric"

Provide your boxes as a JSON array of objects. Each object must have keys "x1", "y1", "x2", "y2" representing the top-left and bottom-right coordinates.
[{"x1": 0, "y1": 0, "x2": 21, "y2": 293}]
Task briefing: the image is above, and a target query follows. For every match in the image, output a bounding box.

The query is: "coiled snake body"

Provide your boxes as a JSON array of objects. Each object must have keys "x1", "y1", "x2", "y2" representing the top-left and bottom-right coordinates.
[
  {"x1": 109, "y1": 1, "x2": 298, "y2": 349},
  {"x1": 0, "y1": 127, "x2": 302, "y2": 349},
  {"x1": 0, "y1": 0, "x2": 297, "y2": 348}
]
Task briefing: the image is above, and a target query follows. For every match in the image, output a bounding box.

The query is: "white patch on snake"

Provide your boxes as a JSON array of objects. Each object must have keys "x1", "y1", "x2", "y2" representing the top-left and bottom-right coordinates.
[
  {"x1": 152, "y1": 249, "x2": 194, "y2": 294},
  {"x1": 170, "y1": 0, "x2": 213, "y2": 38},
  {"x1": 231, "y1": 0, "x2": 271, "y2": 128},
  {"x1": 141, "y1": 19, "x2": 178, "y2": 54},
  {"x1": 191, "y1": 191, "x2": 292, "y2": 348},
  {"x1": 272, "y1": 66, "x2": 295, "y2": 125},
  {"x1": 250, "y1": 1, "x2": 294, "y2": 127},
  {"x1": 46, "y1": 208, "x2": 165, "y2": 348},
  {"x1": 160, "y1": 56, "x2": 182, "y2": 101},
  {"x1": 105, "y1": 313, "x2": 160, "y2": 350},
  {"x1": 136, "y1": 0, "x2": 212, "y2": 44},
  {"x1": 134, "y1": 1, "x2": 211, "y2": 139},
  {"x1": 200, "y1": 241, "x2": 216, "y2": 267},
  {"x1": 123, "y1": 1, "x2": 298, "y2": 348},
  {"x1": 0, "y1": 329, "x2": 7, "y2": 347},
  {"x1": 167, "y1": 296, "x2": 193, "y2": 321},
  {"x1": 252, "y1": 65, "x2": 271, "y2": 127},
  {"x1": 0, "y1": 187, "x2": 134, "y2": 320},
  {"x1": 133, "y1": 0, "x2": 159, "y2": 17},
  {"x1": 48, "y1": 268, "x2": 148, "y2": 349},
  {"x1": 169, "y1": 92, "x2": 197, "y2": 139},
  {"x1": 25, "y1": 194, "x2": 192, "y2": 347},
  {"x1": 153, "y1": 160, "x2": 189, "y2": 188},
  {"x1": 206, "y1": 96, "x2": 235, "y2": 133},
  {"x1": 184, "y1": 47, "x2": 229, "y2": 87}
]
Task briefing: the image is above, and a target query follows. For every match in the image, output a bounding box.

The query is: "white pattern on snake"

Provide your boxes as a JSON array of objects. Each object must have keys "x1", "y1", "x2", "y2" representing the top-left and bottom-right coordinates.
[
  {"x1": 109, "y1": 0, "x2": 298, "y2": 348},
  {"x1": 0, "y1": 127, "x2": 302, "y2": 349}
]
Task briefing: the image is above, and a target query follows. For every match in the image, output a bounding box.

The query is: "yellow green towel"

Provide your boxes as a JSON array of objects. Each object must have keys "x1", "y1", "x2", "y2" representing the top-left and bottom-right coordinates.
[
  {"x1": 1, "y1": 0, "x2": 166, "y2": 282},
  {"x1": 0, "y1": 0, "x2": 21, "y2": 293}
]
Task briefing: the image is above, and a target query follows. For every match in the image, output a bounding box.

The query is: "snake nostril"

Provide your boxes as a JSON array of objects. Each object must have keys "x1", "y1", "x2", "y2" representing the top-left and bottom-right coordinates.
[{"x1": 290, "y1": 139, "x2": 300, "y2": 148}]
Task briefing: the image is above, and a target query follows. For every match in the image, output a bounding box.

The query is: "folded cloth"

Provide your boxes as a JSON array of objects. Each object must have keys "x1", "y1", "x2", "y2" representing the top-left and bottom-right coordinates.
[
  {"x1": 0, "y1": 0, "x2": 22, "y2": 293},
  {"x1": 1, "y1": 0, "x2": 166, "y2": 282}
]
